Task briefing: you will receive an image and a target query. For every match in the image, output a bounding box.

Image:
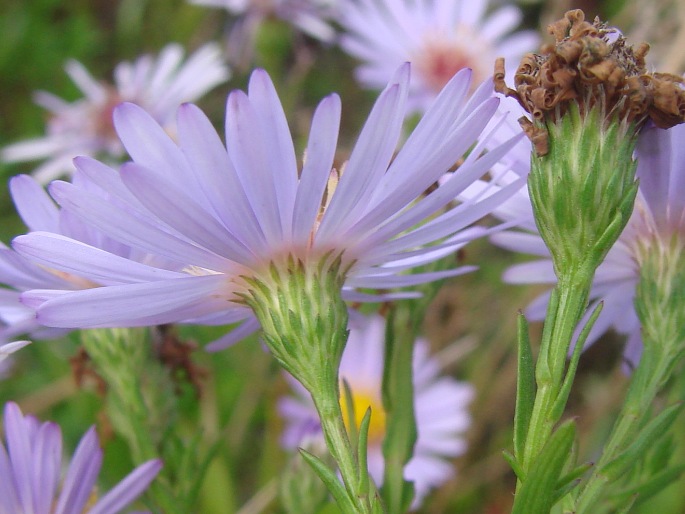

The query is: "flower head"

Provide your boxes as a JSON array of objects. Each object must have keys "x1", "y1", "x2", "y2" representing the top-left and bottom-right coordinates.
[
  {"x1": 16, "y1": 65, "x2": 523, "y2": 350},
  {"x1": 492, "y1": 10, "x2": 685, "y2": 278},
  {"x1": 278, "y1": 314, "x2": 473, "y2": 506},
  {"x1": 476, "y1": 122, "x2": 685, "y2": 365},
  {"x1": 2, "y1": 43, "x2": 229, "y2": 183},
  {"x1": 339, "y1": 0, "x2": 538, "y2": 112},
  {"x1": 0, "y1": 402, "x2": 161, "y2": 514},
  {"x1": 495, "y1": 9, "x2": 685, "y2": 155}
]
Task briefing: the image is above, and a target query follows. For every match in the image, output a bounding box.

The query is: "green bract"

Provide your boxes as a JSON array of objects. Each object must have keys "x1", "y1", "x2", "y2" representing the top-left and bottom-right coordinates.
[{"x1": 528, "y1": 104, "x2": 638, "y2": 277}]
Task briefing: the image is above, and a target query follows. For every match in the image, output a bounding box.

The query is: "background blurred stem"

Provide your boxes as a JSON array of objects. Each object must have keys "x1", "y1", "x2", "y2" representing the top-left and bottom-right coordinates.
[{"x1": 81, "y1": 328, "x2": 187, "y2": 514}]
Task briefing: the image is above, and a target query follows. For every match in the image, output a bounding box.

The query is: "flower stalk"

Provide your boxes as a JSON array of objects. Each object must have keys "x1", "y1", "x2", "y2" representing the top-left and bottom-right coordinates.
[
  {"x1": 81, "y1": 328, "x2": 187, "y2": 514},
  {"x1": 574, "y1": 235, "x2": 685, "y2": 511},
  {"x1": 492, "y1": 9, "x2": 685, "y2": 510},
  {"x1": 240, "y1": 254, "x2": 381, "y2": 514}
]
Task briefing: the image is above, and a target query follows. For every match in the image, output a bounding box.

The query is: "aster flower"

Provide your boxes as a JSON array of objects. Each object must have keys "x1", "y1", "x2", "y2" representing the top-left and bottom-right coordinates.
[
  {"x1": 0, "y1": 401, "x2": 161, "y2": 514},
  {"x1": 279, "y1": 314, "x2": 473, "y2": 507},
  {"x1": 15, "y1": 65, "x2": 523, "y2": 349},
  {"x1": 14, "y1": 65, "x2": 522, "y2": 513},
  {"x1": 338, "y1": 0, "x2": 539, "y2": 112},
  {"x1": 2, "y1": 43, "x2": 229, "y2": 184}
]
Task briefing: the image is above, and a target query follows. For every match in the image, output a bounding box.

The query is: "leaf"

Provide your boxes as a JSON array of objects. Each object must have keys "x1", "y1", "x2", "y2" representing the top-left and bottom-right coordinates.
[
  {"x1": 503, "y1": 449, "x2": 525, "y2": 480},
  {"x1": 514, "y1": 313, "x2": 536, "y2": 462},
  {"x1": 601, "y1": 403, "x2": 684, "y2": 481},
  {"x1": 550, "y1": 302, "x2": 603, "y2": 423},
  {"x1": 357, "y1": 407, "x2": 372, "y2": 497},
  {"x1": 612, "y1": 464, "x2": 685, "y2": 506},
  {"x1": 300, "y1": 449, "x2": 356, "y2": 514},
  {"x1": 512, "y1": 420, "x2": 577, "y2": 514}
]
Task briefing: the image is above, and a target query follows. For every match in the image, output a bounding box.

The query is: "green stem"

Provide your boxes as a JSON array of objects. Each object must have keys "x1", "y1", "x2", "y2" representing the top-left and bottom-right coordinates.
[
  {"x1": 574, "y1": 335, "x2": 678, "y2": 512},
  {"x1": 82, "y1": 328, "x2": 186, "y2": 514},
  {"x1": 519, "y1": 268, "x2": 593, "y2": 474},
  {"x1": 381, "y1": 305, "x2": 419, "y2": 514},
  {"x1": 575, "y1": 240, "x2": 685, "y2": 512},
  {"x1": 312, "y1": 381, "x2": 374, "y2": 514}
]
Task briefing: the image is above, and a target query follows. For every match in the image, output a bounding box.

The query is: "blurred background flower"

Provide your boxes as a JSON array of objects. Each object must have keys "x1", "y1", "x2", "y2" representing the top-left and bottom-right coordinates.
[
  {"x1": 2, "y1": 43, "x2": 229, "y2": 184},
  {"x1": 0, "y1": 401, "x2": 162, "y2": 514},
  {"x1": 337, "y1": 0, "x2": 539, "y2": 112}
]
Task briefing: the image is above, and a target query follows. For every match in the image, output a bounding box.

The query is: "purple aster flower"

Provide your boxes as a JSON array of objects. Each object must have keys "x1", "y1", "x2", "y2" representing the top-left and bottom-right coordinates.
[
  {"x1": 338, "y1": 0, "x2": 539, "y2": 112},
  {"x1": 469, "y1": 122, "x2": 685, "y2": 366},
  {"x1": 279, "y1": 314, "x2": 473, "y2": 507},
  {"x1": 0, "y1": 402, "x2": 161, "y2": 514},
  {"x1": 2, "y1": 43, "x2": 230, "y2": 184},
  {"x1": 15, "y1": 65, "x2": 523, "y2": 349}
]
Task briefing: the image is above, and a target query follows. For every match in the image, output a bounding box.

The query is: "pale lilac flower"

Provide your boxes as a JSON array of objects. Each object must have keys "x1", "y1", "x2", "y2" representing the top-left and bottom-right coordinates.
[
  {"x1": 338, "y1": 0, "x2": 539, "y2": 112},
  {"x1": 471, "y1": 122, "x2": 685, "y2": 365},
  {"x1": 2, "y1": 43, "x2": 229, "y2": 184},
  {"x1": 0, "y1": 402, "x2": 162, "y2": 514},
  {"x1": 15, "y1": 65, "x2": 523, "y2": 350},
  {"x1": 279, "y1": 314, "x2": 474, "y2": 506}
]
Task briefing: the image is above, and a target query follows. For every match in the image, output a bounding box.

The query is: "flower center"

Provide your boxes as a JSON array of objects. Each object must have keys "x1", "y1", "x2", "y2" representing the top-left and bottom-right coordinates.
[
  {"x1": 415, "y1": 29, "x2": 491, "y2": 93},
  {"x1": 340, "y1": 386, "x2": 386, "y2": 444},
  {"x1": 92, "y1": 91, "x2": 123, "y2": 144}
]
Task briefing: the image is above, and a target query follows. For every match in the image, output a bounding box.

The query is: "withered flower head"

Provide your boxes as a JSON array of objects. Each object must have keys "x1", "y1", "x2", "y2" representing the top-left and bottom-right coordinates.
[{"x1": 495, "y1": 9, "x2": 685, "y2": 155}]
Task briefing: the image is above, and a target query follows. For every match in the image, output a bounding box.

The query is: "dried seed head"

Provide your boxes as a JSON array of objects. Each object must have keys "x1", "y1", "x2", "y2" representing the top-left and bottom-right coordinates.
[{"x1": 494, "y1": 9, "x2": 685, "y2": 154}]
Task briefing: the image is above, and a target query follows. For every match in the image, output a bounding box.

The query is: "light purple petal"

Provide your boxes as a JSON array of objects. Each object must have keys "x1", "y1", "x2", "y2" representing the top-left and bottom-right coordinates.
[
  {"x1": 119, "y1": 162, "x2": 256, "y2": 265},
  {"x1": 89, "y1": 459, "x2": 162, "y2": 514},
  {"x1": 225, "y1": 89, "x2": 284, "y2": 243},
  {"x1": 291, "y1": 94, "x2": 341, "y2": 245},
  {"x1": 247, "y1": 70, "x2": 299, "y2": 236},
  {"x1": 176, "y1": 103, "x2": 266, "y2": 252},
  {"x1": 318, "y1": 65, "x2": 408, "y2": 239},
  {"x1": 54, "y1": 427, "x2": 102, "y2": 514},
  {"x1": 35, "y1": 275, "x2": 230, "y2": 328},
  {"x1": 205, "y1": 317, "x2": 261, "y2": 352},
  {"x1": 9, "y1": 175, "x2": 60, "y2": 233},
  {"x1": 13, "y1": 232, "x2": 182, "y2": 285}
]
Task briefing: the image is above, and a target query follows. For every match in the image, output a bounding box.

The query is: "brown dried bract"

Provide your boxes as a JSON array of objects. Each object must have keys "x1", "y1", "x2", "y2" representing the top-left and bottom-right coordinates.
[
  {"x1": 494, "y1": 9, "x2": 685, "y2": 154},
  {"x1": 154, "y1": 324, "x2": 207, "y2": 397},
  {"x1": 70, "y1": 347, "x2": 108, "y2": 396}
]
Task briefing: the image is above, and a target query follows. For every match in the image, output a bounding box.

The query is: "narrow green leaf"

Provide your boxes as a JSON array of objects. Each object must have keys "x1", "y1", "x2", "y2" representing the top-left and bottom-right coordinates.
[
  {"x1": 299, "y1": 449, "x2": 356, "y2": 514},
  {"x1": 512, "y1": 420, "x2": 577, "y2": 514},
  {"x1": 342, "y1": 379, "x2": 358, "y2": 447},
  {"x1": 615, "y1": 464, "x2": 685, "y2": 506},
  {"x1": 536, "y1": 287, "x2": 560, "y2": 382},
  {"x1": 357, "y1": 407, "x2": 372, "y2": 497},
  {"x1": 502, "y1": 449, "x2": 525, "y2": 480},
  {"x1": 550, "y1": 302, "x2": 603, "y2": 423},
  {"x1": 514, "y1": 313, "x2": 536, "y2": 462},
  {"x1": 601, "y1": 403, "x2": 684, "y2": 480},
  {"x1": 556, "y1": 462, "x2": 593, "y2": 492}
]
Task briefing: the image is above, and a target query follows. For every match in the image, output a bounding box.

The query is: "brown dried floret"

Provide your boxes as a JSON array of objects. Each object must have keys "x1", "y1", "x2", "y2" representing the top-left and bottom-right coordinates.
[
  {"x1": 519, "y1": 117, "x2": 549, "y2": 156},
  {"x1": 494, "y1": 9, "x2": 685, "y2": 154}
]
